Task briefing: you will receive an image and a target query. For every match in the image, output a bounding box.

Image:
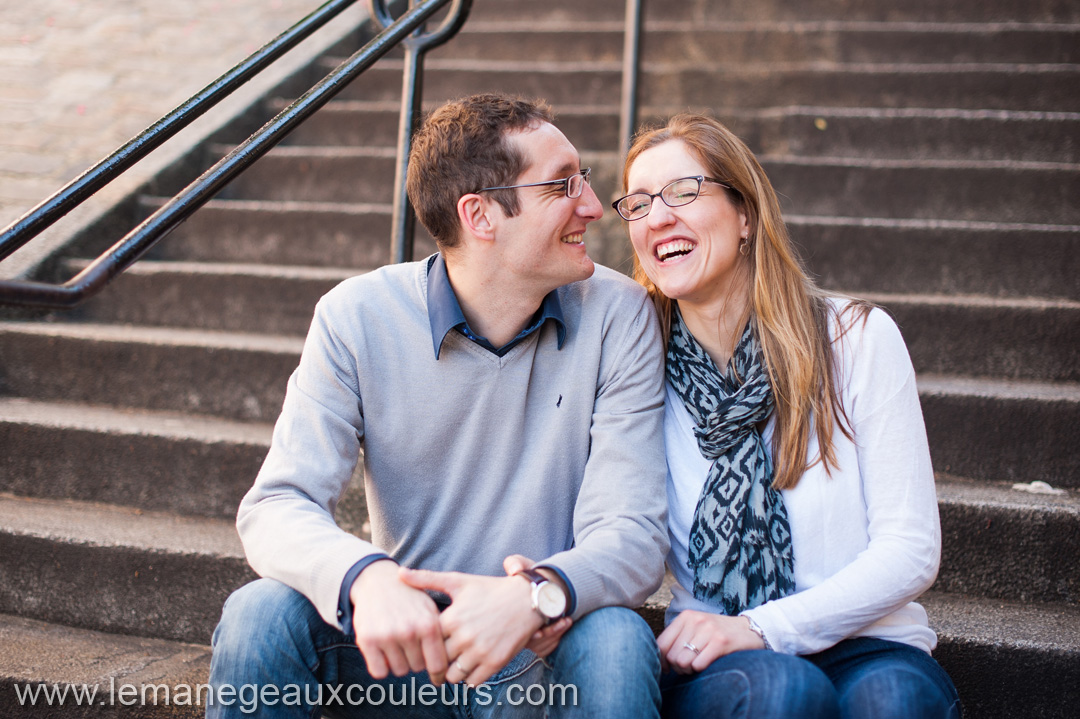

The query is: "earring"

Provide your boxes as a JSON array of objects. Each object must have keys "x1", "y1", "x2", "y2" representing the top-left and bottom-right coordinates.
[{"x1": 739, "y1": 237, "x2": 750, "y2": 256}]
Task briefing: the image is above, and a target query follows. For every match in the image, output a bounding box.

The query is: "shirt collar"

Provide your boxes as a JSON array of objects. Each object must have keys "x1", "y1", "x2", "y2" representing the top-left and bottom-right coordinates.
[{"x1": 426, "y1": 253, "x2": 566, "y2": 359}]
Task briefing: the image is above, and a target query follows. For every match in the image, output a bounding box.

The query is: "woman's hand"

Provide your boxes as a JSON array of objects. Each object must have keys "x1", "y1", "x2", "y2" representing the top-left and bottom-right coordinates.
[{"x1": 656, "y1": 610, "x2": 766, "y2": 674}]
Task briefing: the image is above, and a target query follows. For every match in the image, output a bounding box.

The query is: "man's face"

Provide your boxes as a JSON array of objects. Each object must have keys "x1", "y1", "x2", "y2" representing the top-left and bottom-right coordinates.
[{"x1": 491, "y1": 122, "x2": 603, "y2": 295}]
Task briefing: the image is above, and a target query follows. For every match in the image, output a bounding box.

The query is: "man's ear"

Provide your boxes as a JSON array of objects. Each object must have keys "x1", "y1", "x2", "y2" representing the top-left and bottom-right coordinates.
[{"x1": 457, "y1": 193, "x2": 497, "y2": 243}]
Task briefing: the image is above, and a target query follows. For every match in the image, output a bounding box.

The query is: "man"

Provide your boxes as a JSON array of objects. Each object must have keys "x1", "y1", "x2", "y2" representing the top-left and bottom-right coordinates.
[{"x1": 208, "y1": 93, "x2": 667, "y2": 718}]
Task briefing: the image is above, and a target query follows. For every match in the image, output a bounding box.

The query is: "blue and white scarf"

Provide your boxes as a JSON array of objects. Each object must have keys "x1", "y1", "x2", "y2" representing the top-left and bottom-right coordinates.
[{"x1": 666, "y1": 308, "x2": 796, "y2": 614}]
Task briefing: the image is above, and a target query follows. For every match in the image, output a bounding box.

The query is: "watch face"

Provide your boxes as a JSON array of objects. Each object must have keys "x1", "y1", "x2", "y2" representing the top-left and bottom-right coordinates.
[{"x1": 536, "y1": 582, "x2": 566, "y2": 618}]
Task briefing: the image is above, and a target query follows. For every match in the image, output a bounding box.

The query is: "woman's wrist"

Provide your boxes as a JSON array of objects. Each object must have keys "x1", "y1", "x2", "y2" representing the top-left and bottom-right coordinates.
[{"x1": 741, "y1": 614, "x2": 772, "y2": 650}]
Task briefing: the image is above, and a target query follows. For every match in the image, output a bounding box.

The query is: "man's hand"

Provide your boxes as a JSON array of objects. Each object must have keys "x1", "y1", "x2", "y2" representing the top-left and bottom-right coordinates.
[
  {"x1": 349, "y1": 560, "x2": 450, "y2": 684},
  {"x1": 656, "y1": 609, "x2": 765, "y2": 675},
  {"x1": 502, "y1": 554, "x2": 572, "y2": 658},
  {"x1": 399, "y1": 566, "x2": 543, "y2": 686},
  {"x1": 523, "y1": 617, "x2": 572, "y2": 658}
]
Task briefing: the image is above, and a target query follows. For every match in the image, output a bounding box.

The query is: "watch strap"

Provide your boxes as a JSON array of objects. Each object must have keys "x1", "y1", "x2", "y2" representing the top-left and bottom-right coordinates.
[{"x1": 516, "y1": 567, "x2": 548, "y2": 586}]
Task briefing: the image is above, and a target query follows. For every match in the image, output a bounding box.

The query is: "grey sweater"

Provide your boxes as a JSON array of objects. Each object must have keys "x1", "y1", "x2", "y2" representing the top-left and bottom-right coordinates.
[{"x1": 237, "y1": 259, "x2": 669, "y2": 629}]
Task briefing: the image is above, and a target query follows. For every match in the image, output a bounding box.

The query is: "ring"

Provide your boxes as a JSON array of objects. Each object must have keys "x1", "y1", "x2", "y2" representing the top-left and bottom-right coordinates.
[
  {"x1": 454, "y1": 660, "x2": 470, "y2": 674},
  {"x1": 683, "y1": 641, "x2": 701, "y2": 656}
]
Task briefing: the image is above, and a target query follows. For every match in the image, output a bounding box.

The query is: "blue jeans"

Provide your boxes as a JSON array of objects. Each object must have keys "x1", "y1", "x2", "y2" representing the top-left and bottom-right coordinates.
[
  {"x1": 208, "y1": 579, "x2": 660, "y2": 718},
  {"x1": 661, "y1": 637, "x2": 960, "y2": 719}
]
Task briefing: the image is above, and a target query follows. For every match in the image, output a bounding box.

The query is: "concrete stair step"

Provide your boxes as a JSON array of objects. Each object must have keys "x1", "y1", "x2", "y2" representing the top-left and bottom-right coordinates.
[
  {"x1": 0, "y1": 398, "x2": 269, "y2": 519},
  {"x1": 721, "y1": 108, "x2": 1080, "y2": 165},
  {"x1": 0, "y1": 613, "x2": 209, "y2": 718},
  {"x1": 642, "y1": 62, "x2": 1080, "y2": 113},
  {"x1": 0, "y1": 494, "x2": 254, "y2": 644},
  {"x1": 463, "y1": 0, "x2": 1080, "y2": 25},
  {"x1": 865, "y1": 292, "x2": 1080, "y2": 382},
  {"x1": 308, "y1": 57, "x2": 624, "y2": 106},
  {"x1": 139, "y1": 197, "x2": 438, "y2": 267},
  {"x1": 0, "y1": 475, "x2": 1070, "y2": 670},
  {"x1": 3, "y1": 338, "x2": 1076, "y2": 484},
  {"x1": 934, "y1": 476, "x2": 1079, "y2": 604},
  {"x1": 792, "y1": 217, "x2": 1079, "y2": 301},
  {"x1": 919, "y1": 375, "x2": 1080, "y2": 488},
  {"x1": 61, "y1": 259, "x2": 359, "y2": 336},
  {"x1": 427, "y1": 22, "x2": 1079, "y2": 65},
  {"x1": 3, "y1": 591, "x2": 1075, "y2": 719},
  {"x1": 277, "y1": 100, "x2": 1080, "y2": 165},
  {"x1": 214, "y1": 146, "x2": 397, "y2": 203},
  {"x1": 324, "y1": 58, "x2": 1080, "y2": 113},
  {"x1": 146, "y1": 201, "x2": 1080, "y2": 301},
  {"x1": 51, "y1": 260, "x2": 1080, "y2": 382},
  {"x1": 921, "y1": 591, "x2": 1080, "y2": 719},
  {"x1": 763, "y1": 156, "x2": 1080, "y2": 225},
  {"x1": 273, "y1": 99, "x2": 622, "y2": 155},
  {"x1": 217, "y1": 146, "x2": 622, "y2": 204},
  {"x1": 0, "y1": 322, "x2": 300, "y2": 422},
  {"x1": 218, "y1": 144, "x2": 1079, "y2": 226}
]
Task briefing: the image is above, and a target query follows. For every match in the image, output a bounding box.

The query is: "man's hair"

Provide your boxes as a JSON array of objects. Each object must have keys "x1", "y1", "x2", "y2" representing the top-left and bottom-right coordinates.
[{"x1": 406, "y1": 93, "x2": 555, "y2": 248}]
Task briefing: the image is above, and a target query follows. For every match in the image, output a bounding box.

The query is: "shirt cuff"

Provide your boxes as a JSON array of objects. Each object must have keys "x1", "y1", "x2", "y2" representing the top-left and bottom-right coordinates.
[
  {"x1": 337, "y1": 554, "x2": 395, "y2": 633},
  {"x1": 535, "y1": 564, "x2": 577, "y2": 617}
]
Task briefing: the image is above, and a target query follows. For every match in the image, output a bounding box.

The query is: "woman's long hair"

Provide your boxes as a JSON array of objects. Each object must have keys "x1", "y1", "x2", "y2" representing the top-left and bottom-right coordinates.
[{"x1": 625, "y1": 114, "x2": 869, "y2": 490}]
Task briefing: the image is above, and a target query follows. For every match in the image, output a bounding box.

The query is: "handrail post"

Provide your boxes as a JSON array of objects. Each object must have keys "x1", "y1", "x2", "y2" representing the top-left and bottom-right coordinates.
[
  {"x1": 618, "y1": 0, "x2": 643, "y2": 159},
  {"x1": 391, "y1": 14, "x2": 424, "y2": 265},
  {"x1": 371, "y1": 0, "x2": 472, "y2": 263}
]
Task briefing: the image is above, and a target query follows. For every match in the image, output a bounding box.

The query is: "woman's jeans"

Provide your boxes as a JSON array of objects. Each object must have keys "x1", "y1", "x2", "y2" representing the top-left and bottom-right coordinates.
[
  {"x1": 208, "y1": 578, "x2": 661, "y2": 718},
  {"x1": 661, "y1": 636, "x2": 961, "y2": 719}
]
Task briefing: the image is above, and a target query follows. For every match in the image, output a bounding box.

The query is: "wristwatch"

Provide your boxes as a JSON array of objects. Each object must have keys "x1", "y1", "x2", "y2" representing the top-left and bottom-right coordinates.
[{"x1": 516, "y1": 568, "x2": 567, "y2": 625}]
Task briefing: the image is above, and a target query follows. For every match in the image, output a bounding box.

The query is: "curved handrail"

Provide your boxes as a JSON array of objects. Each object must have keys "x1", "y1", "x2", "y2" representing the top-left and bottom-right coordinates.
[
  {"x1": 0, "y1": 0, "x2": 464, "y2": 307},
  {"x1": 371, "y1": 0, "x2": 470, "y2": 48},
  {"x1": 0, "y1": 0, "x2": 360, "y2": 264}
]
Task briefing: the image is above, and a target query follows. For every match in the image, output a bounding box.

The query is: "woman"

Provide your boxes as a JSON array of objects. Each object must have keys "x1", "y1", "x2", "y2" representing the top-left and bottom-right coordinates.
[{"x1": 614, "y1": 114, "x2": 961, "y2": 719}]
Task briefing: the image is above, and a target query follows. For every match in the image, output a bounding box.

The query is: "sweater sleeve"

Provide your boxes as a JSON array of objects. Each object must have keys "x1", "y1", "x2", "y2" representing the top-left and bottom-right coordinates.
[
  {"x1": 539, "y1": 289, "x2": 670, "y2": 618},
  {"x1": 742, "y1": 308, "x2": 941, "y2": 655},
  {"x1": 236, "y1": 292, "x2": 384, "y2": 630}
]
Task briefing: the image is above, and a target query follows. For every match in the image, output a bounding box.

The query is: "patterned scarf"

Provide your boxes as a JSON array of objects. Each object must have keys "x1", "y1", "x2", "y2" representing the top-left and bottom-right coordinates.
[{"x1": 666, "y1": 308, "x2": 795, "y2": 615}]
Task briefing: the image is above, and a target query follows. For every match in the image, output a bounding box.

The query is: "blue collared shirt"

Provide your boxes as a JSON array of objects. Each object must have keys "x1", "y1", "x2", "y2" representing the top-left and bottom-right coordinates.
[{"x1": 427, "y1": 253, "x2": 566, "y2": 359}]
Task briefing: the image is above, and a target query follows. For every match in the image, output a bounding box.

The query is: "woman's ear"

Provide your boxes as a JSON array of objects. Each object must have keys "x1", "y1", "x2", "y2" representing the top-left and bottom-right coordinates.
[
  {"x1": 738, "y1": 209, "x2": 751, "y2": 241},
  {"x1": 457, "y1": 193, "x2": 497, "y2": 243}
]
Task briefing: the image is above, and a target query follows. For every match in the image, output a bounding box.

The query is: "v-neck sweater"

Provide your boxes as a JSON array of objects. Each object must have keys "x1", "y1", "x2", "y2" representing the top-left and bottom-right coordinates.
[{"x1": 237, "y1": 259, "x2": 669, "y2": 629}]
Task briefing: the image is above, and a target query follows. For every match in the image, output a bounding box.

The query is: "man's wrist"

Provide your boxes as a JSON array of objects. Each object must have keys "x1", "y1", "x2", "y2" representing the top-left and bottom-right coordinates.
[
  {"x1": 339, "y1": 555, "x2": 395, "y2": 631},
  {"x1": 516, "y1": 568, "x2": 568, "y2": 624},
  {"x1": 533, "y1": 565, "x2": 575, "y2": 616}
]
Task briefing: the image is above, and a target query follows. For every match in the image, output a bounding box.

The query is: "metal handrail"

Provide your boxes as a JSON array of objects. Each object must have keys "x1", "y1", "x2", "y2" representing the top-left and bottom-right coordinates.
[
  {"x1": 0, "y1": 0, "x2": 360, "y2": 264},
  {"x1": 0, "y1": 0, "x2": 468, "y2": 307},
  {"x1": 618, "y1": 0, "x2": 643, "y2": 157},
  {"x1": 0, "y1": 0, "x2": 648, "y2": 305}
]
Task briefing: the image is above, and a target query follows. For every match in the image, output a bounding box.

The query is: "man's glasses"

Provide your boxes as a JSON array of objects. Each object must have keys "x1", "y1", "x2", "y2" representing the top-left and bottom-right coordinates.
[
  {"x1": 612, "y1": 175, "x2": 730, "y2": 221},
  {"x1": 477, "y1": 168, "x2": 591, "y2": 199}
]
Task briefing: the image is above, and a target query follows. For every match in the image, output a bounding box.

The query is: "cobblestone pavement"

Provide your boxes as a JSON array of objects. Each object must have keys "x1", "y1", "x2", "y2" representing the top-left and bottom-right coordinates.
[{"x1": 0, "y1": 0, "x2": 362, "y2": 270}]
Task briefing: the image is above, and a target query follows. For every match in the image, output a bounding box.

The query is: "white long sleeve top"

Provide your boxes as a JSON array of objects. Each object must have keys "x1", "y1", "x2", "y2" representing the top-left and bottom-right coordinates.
[{"x1": 664, "y1": 302, "x2": 940, "y2": 655}]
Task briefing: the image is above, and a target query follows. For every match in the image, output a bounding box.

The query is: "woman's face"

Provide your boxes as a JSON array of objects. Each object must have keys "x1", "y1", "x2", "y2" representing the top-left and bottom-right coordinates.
[{"x1": 626, "y1": 139, "x2": 749, "y2": 310}]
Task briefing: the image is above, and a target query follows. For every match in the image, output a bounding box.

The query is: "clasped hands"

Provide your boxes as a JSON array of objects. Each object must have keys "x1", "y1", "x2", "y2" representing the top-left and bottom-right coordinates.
[{"x1": 349, "y1": 554, "x2": 571, "y2": 687}]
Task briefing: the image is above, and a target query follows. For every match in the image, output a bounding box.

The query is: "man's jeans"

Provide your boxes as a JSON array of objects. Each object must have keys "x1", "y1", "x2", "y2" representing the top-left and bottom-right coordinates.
[
  {"x1": 660, "y1": 636, "x2": 961, "y2": 719},
  {"x1": 208, "y1": 578, "x2": 661, "y2": 718}
]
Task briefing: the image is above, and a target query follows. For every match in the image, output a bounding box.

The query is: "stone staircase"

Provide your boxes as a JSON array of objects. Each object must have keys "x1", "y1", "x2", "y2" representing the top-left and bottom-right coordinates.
[{"x1": 1, "y1": 0, "x2": 1078, "y2": 716}]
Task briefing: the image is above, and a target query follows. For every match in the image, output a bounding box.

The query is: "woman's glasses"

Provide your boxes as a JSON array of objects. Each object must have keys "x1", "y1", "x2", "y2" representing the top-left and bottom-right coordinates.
[{"x1": 612, "y1": 175, "x2": 730, "y2": 221}]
